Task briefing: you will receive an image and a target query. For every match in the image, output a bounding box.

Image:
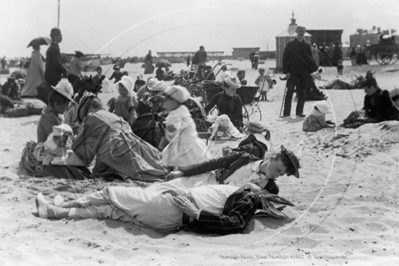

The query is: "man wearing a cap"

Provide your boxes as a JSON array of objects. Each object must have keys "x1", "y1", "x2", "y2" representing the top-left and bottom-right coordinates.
[
  {"x1": 167, "y1": 144, "x2": 300, "y2": 195},
  {"x1": 282, "y1": 26, "x2": 318, "y2": 118},
  {"x1": 137, "y1": 77, "x2": 159, "y2": 100},
  {"x1": 45, "y1": 28, "x2": 67, "y2": 87},
  {"x1": 191, "y1": 45, "x2": 207, "y2": 73}
]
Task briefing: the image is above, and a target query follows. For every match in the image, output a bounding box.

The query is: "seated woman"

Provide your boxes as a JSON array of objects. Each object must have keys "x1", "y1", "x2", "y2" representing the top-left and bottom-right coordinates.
[
  {"x1": 204, "y1": 75, "x2": 243, "y2": 130},
  {"x1": 167, "y1": 144, "x2": 301, "y2": 195},
  {"x1": 342, "y1": 74, "x2": 397, "y2": 128},
  {"x1": 72, "y1": 95, "x2": 168, "y2": 182},
  {"x1": 34, "y1": 79, "x2": 91, "y2": 179}
]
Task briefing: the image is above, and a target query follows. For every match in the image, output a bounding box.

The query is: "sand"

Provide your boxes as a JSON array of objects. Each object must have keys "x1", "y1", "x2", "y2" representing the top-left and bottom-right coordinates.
[{"x1": 1, "y1": 59, "x2": 398, "y2": 266}]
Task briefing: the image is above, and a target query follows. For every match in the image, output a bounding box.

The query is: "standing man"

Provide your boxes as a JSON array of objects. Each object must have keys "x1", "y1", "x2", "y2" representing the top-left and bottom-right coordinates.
[
  {"x1": 191, "y1": 45, "x2": 207, "y2": 73},
  {"x1": 282, "y1": 26, "x2": 317, "y2": 118},
  {"x1": 44, "y1": 28, "x2": 67, "y2": 87}
]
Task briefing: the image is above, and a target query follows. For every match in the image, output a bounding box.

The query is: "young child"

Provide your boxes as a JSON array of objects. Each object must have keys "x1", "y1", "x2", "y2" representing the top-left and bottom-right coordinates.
[
  {"x1": 255, "y1": 67, "x2": 273, "y2": 101},
  {"x1": 302, "y1": 101, "x2": 335, "y2": 132},
  {"x1": 160, "y1": 85, "x2": 210, "y2": 169},
  {"x1": 108, "y1": 65, "x2": 123, "y2": 83},
  {"x1": 42, "y1": 124, "x2": 73, "y2": 166},
  {"x1": 337, "y1": 60, "x2": 344, "y2": 75},
  {"x1": 107, "y1": 75, "x2": 138, "y2": 126}
]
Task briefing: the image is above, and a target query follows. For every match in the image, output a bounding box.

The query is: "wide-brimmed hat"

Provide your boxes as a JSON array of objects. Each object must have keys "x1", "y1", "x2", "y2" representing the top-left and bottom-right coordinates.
[
  {"x1": 7, "y1": 75, "x2": 16, "y2": 80},
  {"x1": 281, "y1": 144, "x2": 300, "y2": 178},
  {"x1": 51, "y1": 79, "x2": 76, "y2": 103},
  {"x1": 149, "y1": 81, "x2": 168, "y2": 92},
  {"x1": 313, "y1": 101, "x2": 331, "y2": 114},
  {"x1": 224, "y1": 75, "x2": 242, "y2": 89},
  {"x1": 52, "y1": 124, "x2": 73, "y2": 137},
  {"x1": 163, "y1": 85, "x2": 191, "y2": 103},
  {"x1": 114, "y1": 64, "x2": 121, "y2": 70},
  {"x1": 243, "y1": 120, "x2": 267, "y2": 133},
  {"x1": 116, "y1": 76, "x2": 134, "y2": 96}
]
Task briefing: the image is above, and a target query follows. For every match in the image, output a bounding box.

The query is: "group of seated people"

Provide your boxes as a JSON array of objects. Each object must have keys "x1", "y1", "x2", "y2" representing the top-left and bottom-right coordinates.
[{"x1": 27, "y1": 69, "x2": 304, "y2": 234}]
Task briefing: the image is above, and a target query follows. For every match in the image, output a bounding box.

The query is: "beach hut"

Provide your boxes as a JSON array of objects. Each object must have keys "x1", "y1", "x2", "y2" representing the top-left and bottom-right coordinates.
[{"x1": 275, "y1": 13, "x2": 312, "y2": 71}]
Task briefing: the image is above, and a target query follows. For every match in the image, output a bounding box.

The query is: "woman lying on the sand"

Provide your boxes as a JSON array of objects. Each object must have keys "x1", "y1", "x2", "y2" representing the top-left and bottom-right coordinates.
[
  {"x1": 342, "y1": 73, "x2": 398, "y2": 128},
  {"x1": 35, "y1": 180, "x2": 295, "y2": 234},
  {"x1": 71, "y1": 95, "x2": 168, "y2": 182}
]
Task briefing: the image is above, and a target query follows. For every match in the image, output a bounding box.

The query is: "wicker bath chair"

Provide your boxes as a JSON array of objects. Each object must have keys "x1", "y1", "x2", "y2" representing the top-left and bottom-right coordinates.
[{"x1": 236, "y1": 86, "x2": 262, "y2": 121}]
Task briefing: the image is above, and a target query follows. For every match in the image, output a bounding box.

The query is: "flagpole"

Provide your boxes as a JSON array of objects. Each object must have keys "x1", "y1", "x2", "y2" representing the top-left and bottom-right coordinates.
[{"x1": 57, "y1": 0, "x2": 60, "y2": 28}]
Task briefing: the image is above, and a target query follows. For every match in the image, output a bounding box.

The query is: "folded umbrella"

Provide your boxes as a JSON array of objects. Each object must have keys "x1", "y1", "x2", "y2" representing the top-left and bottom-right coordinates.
[{"x1": 27, "y1": 37, "x2": 52, "y2": 48}]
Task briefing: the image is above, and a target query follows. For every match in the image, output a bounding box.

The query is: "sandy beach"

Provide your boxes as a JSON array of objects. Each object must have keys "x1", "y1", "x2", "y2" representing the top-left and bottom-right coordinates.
[{"x1": 1, "y1": 59, "x2": 398, "y2": 266}]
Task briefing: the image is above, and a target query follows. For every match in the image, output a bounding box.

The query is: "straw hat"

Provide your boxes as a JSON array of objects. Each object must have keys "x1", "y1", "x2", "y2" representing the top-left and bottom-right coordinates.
[
  {"x1": 281, "y1": 144, "x2": 300, "y2": 178},
  {"x1": 52, "y1": 124, "x2": 73, "y2": 137},
  {"x1": 51, "y1": 79, "x2": 76, "y2": 103},
  {"x1": 224, "y1": 75, "x2": 242, "y2": 89},
  {"x1": 163, "y1": 85, "x2": 191, "y2": 103},
  {"x1": 313, "y1": 101, "x2": 331, "y2": 114}
]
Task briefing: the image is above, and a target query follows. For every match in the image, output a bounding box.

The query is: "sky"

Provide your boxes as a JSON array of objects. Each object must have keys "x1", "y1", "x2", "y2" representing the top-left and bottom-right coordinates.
[{"x1": 1, "y1": 0, "x2": 398, "y2": 58}]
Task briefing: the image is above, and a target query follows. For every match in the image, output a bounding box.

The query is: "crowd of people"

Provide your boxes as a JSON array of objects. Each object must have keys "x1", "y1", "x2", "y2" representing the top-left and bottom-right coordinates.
[{"x1": 1, "y1": 26, "x2": 398, "y2": 235}]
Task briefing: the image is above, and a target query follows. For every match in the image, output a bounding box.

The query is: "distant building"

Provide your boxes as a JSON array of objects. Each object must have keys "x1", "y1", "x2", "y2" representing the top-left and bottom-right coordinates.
[
  {"x1": 232, "y1": 47, "x2": 260, "y2": 60},
  {"x1": 275, "y1": 13, "x2": 312, "y2": 70},
  {"x1": 156, "y1": 51, "x2": 224, "y2": 58},
  {"x1": 306, "y1": 29, "x2": 343, "y2": 46},
  {"x1": 350, "y1": 26, "x2": 398, "y2": 47}
]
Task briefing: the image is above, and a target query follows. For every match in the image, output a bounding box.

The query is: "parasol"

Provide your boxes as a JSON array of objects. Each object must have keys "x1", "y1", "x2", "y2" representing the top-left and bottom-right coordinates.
[
  {"x1": 155, "y1": 59, "x2": 172, "y2": 68},
  {"x1": 27, "y1": 37, "x2": 52, "y2": 48}
]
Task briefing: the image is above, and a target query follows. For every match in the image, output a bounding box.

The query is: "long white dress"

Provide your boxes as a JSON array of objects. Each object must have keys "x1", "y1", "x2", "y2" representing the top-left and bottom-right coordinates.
[
  {"x1": 162, "y1": 105, "x2": 210, "y2": 168},
  {"x1": 21, "y1": 50, "x2": 45, "y2": 97}
]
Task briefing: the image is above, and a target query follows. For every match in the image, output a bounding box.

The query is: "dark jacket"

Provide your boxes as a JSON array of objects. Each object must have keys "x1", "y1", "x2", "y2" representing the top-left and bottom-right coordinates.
[
  {"x1": 283, "y1": 38, "x2": 317, "y2": 75},
  {"x1": 44, "y1": 43, "x2": 66, "y2": 86},
  {"x1": 131, "y1": 113, "x2": 164, "y2": 148},
  {"x1": 363, "y1": 88, "x2": 398, "y2": 122},
  {"x1": 180, "y1": 151, "x2": 278, "y2": 194},
  {"x1": 189, "y1": 188, "x2": 282, "y2": 234},
  {"x1": 204, "y1": 92, "x2": 243, "y2": 129},
  {"x1": 192, "y1": 50, "x2": 207, "y2": 65}
]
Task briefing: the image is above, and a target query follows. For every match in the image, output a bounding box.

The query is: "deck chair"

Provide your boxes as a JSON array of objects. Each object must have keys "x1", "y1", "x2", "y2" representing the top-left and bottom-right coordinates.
[{"x1": 236, "y1": 86, "x2": 262, "y2": 121}]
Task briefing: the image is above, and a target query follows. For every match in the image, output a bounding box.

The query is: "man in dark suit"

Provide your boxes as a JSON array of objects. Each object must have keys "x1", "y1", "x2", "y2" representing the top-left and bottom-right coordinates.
[
  {"x1": 282, "y1": 26, "x2": 317, "y2": 118},
  {"x1": 44, "y1": 28, "x2": 67, "y2": 87}
]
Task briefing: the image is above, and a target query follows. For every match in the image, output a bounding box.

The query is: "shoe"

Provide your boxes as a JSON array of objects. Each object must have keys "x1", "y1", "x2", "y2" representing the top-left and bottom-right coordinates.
[{"x1": 296, "y1": 114, "x2": 306, "y2": 118}]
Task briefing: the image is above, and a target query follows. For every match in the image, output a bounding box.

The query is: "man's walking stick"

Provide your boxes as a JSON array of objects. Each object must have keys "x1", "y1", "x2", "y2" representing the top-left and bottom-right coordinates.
[{"x1": 279, "y1": 76, "x2": 288, "y2": 118}]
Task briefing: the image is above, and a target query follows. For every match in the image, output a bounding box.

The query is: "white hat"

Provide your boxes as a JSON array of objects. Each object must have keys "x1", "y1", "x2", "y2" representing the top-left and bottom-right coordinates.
[
  {"x1": 52, "y1": 124, "x2": 73, "y2": 136},
  {"x1": 313, "y1": 101, "x2": 331, "y2": 114},
  {"x1": 147, "y1": 78, "x2": 159, "y2": 90},
  {"x1": 51, "y1": 79, "x2": 76, "y2": 103},
  {"x1": 149, "y1": 81, "x2": 168, "y2": 92},
  {"x1": 163, "y1": 85, "x2": 191, "y2": 103},
  {"x1": 116, "y1": 76, "x2": 135, "y2": 96},
  {"x1": 224, "y1": 74, "x2": 242, "y2": 89}
]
